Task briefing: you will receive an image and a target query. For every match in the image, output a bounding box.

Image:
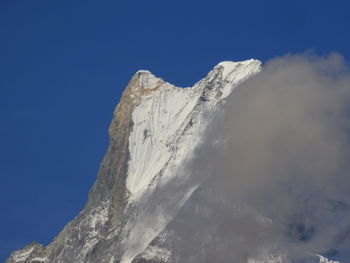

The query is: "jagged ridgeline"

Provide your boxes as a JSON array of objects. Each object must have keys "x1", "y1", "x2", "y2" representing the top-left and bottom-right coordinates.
[{"x1": 7, "y1": 60, "x2": 263, "y2": 263}]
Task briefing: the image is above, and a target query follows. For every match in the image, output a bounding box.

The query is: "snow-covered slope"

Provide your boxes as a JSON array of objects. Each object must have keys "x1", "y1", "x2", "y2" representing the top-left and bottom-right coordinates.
[
  {"x1": 127, "y1": 60, "x2": 261, "y2": 201},
  {"x1": 122, "y1": 59, "x2": 262, "y2": 263},
  {"x1": 6, "y1": 59, "x2": 339, "y2": 263}
]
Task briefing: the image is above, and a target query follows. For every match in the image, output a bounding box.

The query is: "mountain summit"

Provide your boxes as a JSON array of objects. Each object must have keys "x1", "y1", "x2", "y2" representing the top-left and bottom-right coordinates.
[
  {"x1": 9, "y1": 60, "x2": 339, "y2": 263},
  {"x1": 7, "y1": 59, "x2": 261, "y2": 263}
]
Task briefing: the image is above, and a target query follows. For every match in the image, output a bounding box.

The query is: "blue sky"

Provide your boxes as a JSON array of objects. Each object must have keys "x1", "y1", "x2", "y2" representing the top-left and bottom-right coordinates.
[{"x1": 1, "y1": 0, "x2": 349, "y2": 260}]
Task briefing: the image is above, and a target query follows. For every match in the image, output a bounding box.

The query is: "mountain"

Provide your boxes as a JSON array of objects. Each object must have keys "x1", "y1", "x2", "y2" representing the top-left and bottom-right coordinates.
[{"x1": 6, "y1": 60, "x2": 338, "y2": 263}]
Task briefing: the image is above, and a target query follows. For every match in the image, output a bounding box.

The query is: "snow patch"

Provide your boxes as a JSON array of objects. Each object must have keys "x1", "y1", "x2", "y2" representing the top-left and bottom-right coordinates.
[
  {"x1": 141, "y1": 246, "x2": 172, "y2": 262},
  {"x1": 316, "y1": 254, "x2": 340, "y2": 263},
  {"x1": 30, "y1": 257, "x2": 48, "y2": 262},
  {"x1": 11, "y1": 247, "x2": 34, "y2": 262}
]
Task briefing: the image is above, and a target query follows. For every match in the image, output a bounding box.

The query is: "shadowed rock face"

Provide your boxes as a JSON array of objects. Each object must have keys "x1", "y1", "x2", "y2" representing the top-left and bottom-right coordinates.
[{"x1": 6, "y1": 60, "x2": 263, "y2": 263}]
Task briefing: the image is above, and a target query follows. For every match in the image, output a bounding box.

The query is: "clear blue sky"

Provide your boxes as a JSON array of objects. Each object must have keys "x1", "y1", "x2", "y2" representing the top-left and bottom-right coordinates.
[{"x1": 1, "y1": 0, "x2": 349, "y2": 260}]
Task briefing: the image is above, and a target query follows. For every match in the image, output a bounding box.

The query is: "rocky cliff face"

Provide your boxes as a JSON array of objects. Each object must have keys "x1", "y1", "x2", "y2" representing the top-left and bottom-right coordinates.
[{"x1": 6, "y1": 60, "x2": 338, "y2": 263}]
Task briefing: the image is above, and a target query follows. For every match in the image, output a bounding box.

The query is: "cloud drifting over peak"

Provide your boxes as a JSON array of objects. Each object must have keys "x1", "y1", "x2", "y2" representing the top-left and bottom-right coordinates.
[{"x1": 173, "y1": 53, "x2": 350, "y2": 262}]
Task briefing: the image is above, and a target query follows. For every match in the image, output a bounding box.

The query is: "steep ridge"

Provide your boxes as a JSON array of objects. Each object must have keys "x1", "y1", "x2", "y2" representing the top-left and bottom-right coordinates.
[
  {"x1": 7, "y1": 60, "x2": 337, "y2": 263},
  {"x1": 6, "y1": 60, "x2": 261, "y2": 263}
]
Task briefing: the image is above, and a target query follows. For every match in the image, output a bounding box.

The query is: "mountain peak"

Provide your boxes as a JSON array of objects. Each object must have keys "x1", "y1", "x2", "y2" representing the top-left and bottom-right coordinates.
[
  {"x1": 131, "y1": 69, "x2": 164, "y2": 90},
  {"x1": 5, "y1": 59, "x2": 276, "y2": 263},
  {"x1": 133, "y1": 69, "x2": 158, "y2": 83},
  {"x1": 214, "y1": 59, "x2": 262, "y2": 80}
]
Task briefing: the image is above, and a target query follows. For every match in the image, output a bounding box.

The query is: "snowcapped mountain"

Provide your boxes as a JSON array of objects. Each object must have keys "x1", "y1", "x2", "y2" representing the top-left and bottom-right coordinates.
[{"x1": 6, "y1": 60, "x2": 338, "y2": 263}]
